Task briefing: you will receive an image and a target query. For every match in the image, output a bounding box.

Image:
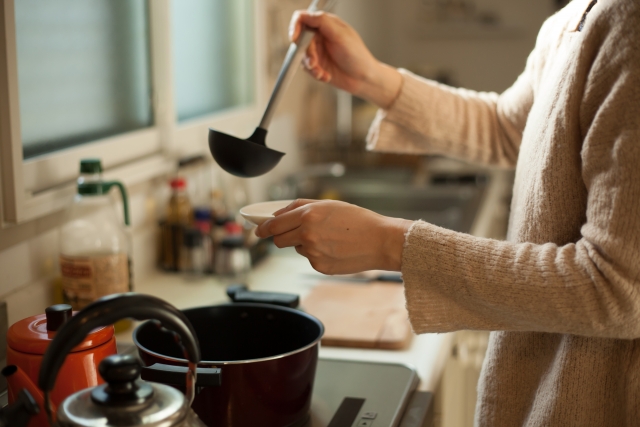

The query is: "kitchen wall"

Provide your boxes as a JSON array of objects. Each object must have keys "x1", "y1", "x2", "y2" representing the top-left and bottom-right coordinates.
[{"x1": 338, "y1": 0, "x2": 556, "y2": 92}]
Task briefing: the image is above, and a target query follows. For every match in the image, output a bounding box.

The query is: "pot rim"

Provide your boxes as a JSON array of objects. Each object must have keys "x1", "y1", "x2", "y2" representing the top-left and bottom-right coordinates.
[{"x1": 132, "y1": 302, "x2": 325, "y2": 366}]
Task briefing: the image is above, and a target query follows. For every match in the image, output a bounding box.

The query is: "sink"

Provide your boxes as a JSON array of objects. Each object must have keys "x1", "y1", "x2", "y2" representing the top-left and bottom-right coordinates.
[{"x1": 274, "y1": 168, "x2": 488, "y2": 234}]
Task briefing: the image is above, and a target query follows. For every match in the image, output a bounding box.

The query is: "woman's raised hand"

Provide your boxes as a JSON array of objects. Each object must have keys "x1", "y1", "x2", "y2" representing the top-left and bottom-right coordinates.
[
  {"x1": 289, "y1": 11, "x2": 403, "y2": 109},
  {"x1": 255, "y1": 199, "x2": 412, "y2": 275}
]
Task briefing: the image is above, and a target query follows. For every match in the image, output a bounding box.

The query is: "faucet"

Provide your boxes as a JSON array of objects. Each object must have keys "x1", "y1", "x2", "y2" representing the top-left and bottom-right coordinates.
[{"x1": 269, "y1": 162, "x2": 346, "y2": 200}]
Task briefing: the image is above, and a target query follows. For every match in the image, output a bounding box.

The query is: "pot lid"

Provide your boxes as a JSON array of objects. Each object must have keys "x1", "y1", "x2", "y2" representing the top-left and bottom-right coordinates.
[
  {"x1": 57, "y1": 355, "x2": 193, "y2": 427},
  {"x1": 7, "y1": 304, "x2": 113, "y2": 355}
]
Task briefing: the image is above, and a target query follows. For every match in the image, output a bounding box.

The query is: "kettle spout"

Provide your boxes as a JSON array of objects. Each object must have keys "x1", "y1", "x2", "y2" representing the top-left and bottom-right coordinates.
[{"x1": 2, "y1": 365, "x2": 55, "y2": 426}]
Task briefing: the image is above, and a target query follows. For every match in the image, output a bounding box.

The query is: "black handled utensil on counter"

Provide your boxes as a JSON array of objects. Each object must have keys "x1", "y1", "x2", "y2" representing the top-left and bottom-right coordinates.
[
  {"x1": 209, "y1": 0, "x2": 337, "y2": 178},
  {"x1": 303, "y1": 272, "x2": 404, "y2": 283}
]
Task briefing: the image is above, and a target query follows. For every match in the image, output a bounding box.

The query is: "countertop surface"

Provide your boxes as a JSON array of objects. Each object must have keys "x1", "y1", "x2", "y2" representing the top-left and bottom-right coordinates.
[{"x1": 116, "y1": 246, "x2": 452, "y2": 392}]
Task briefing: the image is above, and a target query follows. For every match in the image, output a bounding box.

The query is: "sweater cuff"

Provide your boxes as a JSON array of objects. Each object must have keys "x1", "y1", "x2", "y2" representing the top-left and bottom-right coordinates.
[
  {"x1": 401, "y1": 221, "x2": 457, "y2": 333},
  {"x1": 400, "y1": 220, "x2": 509, "y2": 334}
]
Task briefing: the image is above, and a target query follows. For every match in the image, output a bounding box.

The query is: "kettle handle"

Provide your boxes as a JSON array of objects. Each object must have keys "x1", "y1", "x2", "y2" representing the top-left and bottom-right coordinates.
[{"x1": 38, "y1": 293, "x2": 201, "y2": 425}]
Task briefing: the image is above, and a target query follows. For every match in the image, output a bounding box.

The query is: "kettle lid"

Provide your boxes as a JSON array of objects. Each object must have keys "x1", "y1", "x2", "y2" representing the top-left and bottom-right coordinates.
[
  {"x1": 57, "y1": 355, "x2": 191, "y2": 427},
  {"x1": 7, "y1": 304, "x2": 113, "y2": 355}
]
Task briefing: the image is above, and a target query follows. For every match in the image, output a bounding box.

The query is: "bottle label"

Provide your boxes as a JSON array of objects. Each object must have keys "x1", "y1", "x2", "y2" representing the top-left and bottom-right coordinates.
[{"x1": 60, "y1": 253, "x2": 129, "y2": 310}]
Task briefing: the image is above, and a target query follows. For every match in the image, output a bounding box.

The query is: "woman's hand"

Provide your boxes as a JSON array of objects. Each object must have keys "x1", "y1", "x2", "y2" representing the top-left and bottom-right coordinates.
[
  {"x1": 255, "y1": 199, "x2": 412, "y2": 275},
  {"x1": 289, "y1": 11, "x2": 402, "y2": 109}
]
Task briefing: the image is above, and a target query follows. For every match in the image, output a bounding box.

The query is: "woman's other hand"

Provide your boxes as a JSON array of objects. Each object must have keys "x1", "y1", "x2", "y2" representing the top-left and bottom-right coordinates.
[
  {"x1": 255, "y1": 199, "x2": 412, "y2": 275},
  {"x1": 289, "y1": 11, "x2": 402, "y2": 109}
]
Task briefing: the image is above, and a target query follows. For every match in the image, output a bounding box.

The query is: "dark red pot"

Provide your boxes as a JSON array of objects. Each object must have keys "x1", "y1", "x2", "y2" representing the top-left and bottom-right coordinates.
[{"x1": 133, "y1": 303, "x2": 324, "y2": 427}]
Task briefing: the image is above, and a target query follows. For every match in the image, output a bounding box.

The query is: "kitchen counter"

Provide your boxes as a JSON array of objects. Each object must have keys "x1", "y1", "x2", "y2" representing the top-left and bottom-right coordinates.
[{"x1": 116, "y1": 246, "x2": 452, "y2": 393}]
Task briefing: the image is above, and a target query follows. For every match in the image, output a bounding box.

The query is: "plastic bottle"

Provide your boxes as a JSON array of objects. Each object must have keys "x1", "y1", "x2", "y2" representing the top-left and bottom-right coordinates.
[
  {"x1": 210, "y1": 189, "x2": 228, "y2": 221},
  {"x1": 193, "y1": 207, "x2": 214, "y2": 273},
  {"x1": 215, "y1": 222, "x2": 251, "y2": 279},
  {"x1": 183, "y1": 228, "x2": 206, "y2": 277},
  {"x1": 161, "y1": 177, "x2": 192, "y2": 271},
  {"x1": 59, "y1": 159, "x2": 132, "y2": 330}
]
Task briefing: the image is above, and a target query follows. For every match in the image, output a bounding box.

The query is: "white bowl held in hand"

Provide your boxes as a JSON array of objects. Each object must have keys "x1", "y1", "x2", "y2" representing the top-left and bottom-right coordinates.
[{"x1": 240, "y1": 200, "x2": 294, "y2": 226}]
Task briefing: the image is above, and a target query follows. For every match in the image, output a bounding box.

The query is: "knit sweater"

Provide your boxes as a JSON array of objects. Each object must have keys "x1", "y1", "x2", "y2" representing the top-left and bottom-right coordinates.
[{"x1": 366, "y1": 0, "x2": 640, "y2": 425}]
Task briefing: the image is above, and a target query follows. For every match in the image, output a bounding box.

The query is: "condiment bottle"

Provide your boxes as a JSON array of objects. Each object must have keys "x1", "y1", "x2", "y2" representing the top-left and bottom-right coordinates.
[
  {"x1": 210, "y1": 188, "x2": 228, "y2": 220},
  {"x1": 59, "y1": 159, "x2": 132, "y2": 313},
  {"x1": 162, "y1": 177, "x2": 192, "y2": 271},
  {"x1": 215, "y1": 222, "x2": 251, "y2": 278},
  {"x1": 183, "y1": 228, "x2": 206, "y2": 277},
  {"x1": 193, "y1": 207, "x2": 214, "y2": 273}
]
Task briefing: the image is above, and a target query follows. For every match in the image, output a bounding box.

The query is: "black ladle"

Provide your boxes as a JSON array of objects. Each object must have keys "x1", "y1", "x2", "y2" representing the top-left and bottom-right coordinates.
[{"x1": 209, "y1": 0, "x2": 328, "y2": 178}]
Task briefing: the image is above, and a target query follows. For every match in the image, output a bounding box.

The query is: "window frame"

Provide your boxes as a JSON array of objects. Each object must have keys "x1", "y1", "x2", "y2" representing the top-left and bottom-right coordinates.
[{"x1": 0, "y1": 0, "x2": 266, "y2": 226}]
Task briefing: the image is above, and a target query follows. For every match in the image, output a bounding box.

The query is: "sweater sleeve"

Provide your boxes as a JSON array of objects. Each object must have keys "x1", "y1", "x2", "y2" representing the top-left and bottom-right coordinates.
[
  {"x1": 365, "y1": 63, "x2": 535, "y2": 168},
  {"x1": 401, "y1": 5, "x2": 640, "y2": 339}
]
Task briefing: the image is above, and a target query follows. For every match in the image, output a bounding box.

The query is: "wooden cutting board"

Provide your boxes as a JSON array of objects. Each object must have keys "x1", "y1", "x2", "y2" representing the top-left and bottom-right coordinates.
[{"x1": 301, "y1": 281, "x2": 413, "y2": 350}]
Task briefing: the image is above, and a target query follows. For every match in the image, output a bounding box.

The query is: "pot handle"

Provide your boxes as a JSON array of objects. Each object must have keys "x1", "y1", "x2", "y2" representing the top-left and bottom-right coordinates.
[
  {"x1": 38, "y1": 293, "x2": 201, "y2": 424},
  {"x1": 227, "y1": 284, "x2": 300, "y2": 308},
  {"x1": 141, "y1": 364, "x2": 221, "y2": 387}
]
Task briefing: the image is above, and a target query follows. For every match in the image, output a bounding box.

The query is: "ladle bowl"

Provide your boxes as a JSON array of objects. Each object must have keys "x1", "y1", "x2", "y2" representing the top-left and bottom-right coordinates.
[{"x1": 209, "y1": 127, "x2": 284, "y2": 178}]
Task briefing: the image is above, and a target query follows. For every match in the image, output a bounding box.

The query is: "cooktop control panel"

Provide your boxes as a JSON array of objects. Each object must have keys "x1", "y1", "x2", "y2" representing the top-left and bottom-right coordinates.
[{"x1": 308, "y1": 359, "x2": 422, "y2": 427}]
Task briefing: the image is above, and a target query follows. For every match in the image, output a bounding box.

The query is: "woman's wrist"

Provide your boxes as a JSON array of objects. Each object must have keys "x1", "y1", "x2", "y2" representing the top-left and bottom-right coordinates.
[
  {"x1": 378, "y1": 217, "x2": 413, "y2": 271},
  {"x1": 356, "y1": 61, "x2": 403, "y2": 109}
]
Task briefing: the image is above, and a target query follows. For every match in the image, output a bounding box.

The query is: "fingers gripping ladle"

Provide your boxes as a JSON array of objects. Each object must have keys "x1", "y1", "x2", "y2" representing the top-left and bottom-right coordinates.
[{"x1": 209, "y1": 0, "x2": 332, "y2": 178}]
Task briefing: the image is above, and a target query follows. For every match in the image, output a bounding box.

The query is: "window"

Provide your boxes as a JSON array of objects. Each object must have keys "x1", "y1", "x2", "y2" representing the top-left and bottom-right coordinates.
[
  {"x1": 16, "y1": 0, "x2": 152, "y2": 159},
  {"x1": 172, "y1": 0, "x2": 254, "y2": 122},
  {"x1": 0, "y1": 0, "x2": 261, "y2": 225}
]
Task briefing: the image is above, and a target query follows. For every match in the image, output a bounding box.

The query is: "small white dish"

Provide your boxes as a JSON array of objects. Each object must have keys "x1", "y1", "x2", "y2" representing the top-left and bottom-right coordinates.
[{"x1": 240, "y1": 200, "x2": 294, "y2": 226}]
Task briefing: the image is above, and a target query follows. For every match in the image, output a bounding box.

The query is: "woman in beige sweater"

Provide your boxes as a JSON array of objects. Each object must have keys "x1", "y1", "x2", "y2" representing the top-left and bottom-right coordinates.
[{"x1": 256, "y1": 0, "x2": 640, "y2": 425}]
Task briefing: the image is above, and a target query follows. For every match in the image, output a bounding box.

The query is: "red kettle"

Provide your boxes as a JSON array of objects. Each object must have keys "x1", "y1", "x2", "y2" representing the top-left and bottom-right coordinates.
[{"x1": 2, "y1": 304, "x2": 117, "y2": 427}]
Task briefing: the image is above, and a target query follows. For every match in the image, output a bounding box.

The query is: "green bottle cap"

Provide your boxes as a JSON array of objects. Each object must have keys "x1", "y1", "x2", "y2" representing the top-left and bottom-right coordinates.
[
  {"x1": 79, "y1": 159, "x2": 102, "y2": 174},
  {"x1": 76, "y1": 158, "x2": 130, "y2": 226}
]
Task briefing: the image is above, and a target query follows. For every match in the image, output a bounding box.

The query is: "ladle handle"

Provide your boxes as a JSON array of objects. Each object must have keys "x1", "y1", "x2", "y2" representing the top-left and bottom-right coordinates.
[{"x1": 259, "y1": 0, "x2": 328, "y2": 130}]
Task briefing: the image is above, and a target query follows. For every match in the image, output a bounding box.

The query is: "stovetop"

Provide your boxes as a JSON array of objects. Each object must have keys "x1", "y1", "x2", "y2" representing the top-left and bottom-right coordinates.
[
  {"x1": 118, "y1": 343, "x2": 432, "y2": 427},
  {"x1": 307, "y1": 359, "x2": 428, "y2": 427}
]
